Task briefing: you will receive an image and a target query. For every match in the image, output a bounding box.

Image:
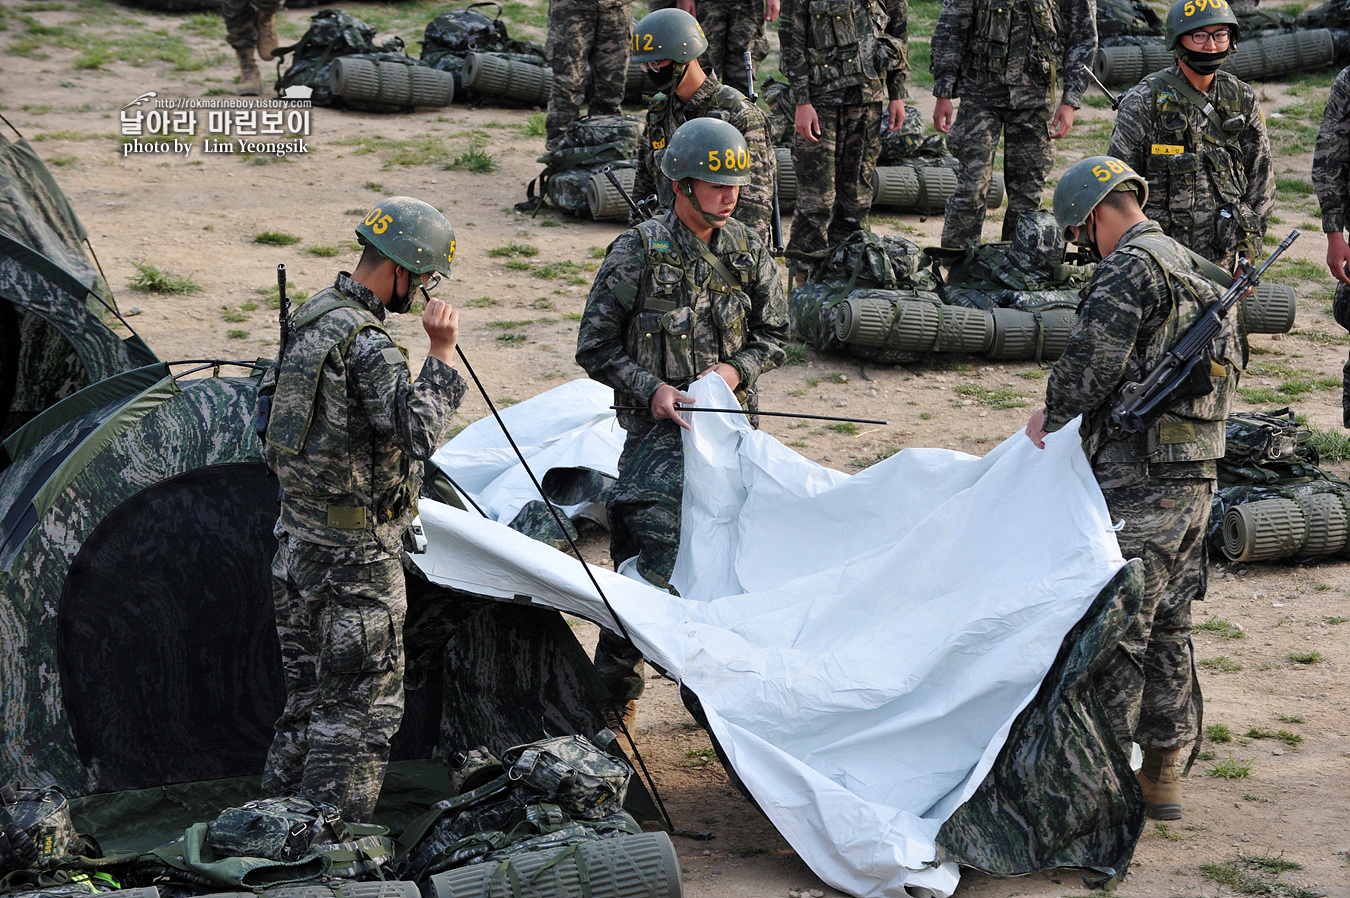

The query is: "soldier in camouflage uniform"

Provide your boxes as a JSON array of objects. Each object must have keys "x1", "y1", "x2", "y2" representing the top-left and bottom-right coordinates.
[
  {"x1": 224, "y1": 0, "x2": 283, "y2": 96},
  {"x1": 544, "y1": 0, "x2": 634, "y2": 150},
  {"x1": 1312, "y1": 66, "x2": 1350, "y2": 428},
  {"x1": 649, "y1": 0, "x2": 775, "y2": 96},
  {"x1": 930, "y1": 0, "x2": 1096, "y2": 247},
  {"x1": 630, "y1": 8, "x2": 776, "y2": 246},
  {"x1": 576, "y1": 120, "x2": 787, "y2": 718},
  {"x1": 260, "y1": 197, "x2": 466, "y2": 822},
  {"x1": 1107, "y1": 0, "x2": 1273, "y2": 271},
  {"x1": 778, "y1": 0, "x2": 908, "y2": 275},
  {"x1": 1026, "y1": 157, "x2": 1237, "y2": 821}
]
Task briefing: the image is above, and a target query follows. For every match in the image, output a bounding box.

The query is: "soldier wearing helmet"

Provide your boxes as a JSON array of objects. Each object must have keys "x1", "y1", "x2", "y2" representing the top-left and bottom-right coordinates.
[
  {"x1": 543, "y1": 0, "x2": 633, "y2": 150},
  {"x1": 1313, "y1": 65, "x2": 1350, "y2": 427},
  {"x1": 259, "y1": 197, "x2": 467, "y2": 822},
  {"x1": 1107, "y1": 0, "x2": 1273, "y2": 270},
  {"x1": 1026, "y1": 156, "x2": 1237, "y2": 824},
  {"x1": 576, "y1": 119, "x2": 787, "y2": 727},
  {"x1": 630, "y1": 8, "x2": 776, "y2": 245}
]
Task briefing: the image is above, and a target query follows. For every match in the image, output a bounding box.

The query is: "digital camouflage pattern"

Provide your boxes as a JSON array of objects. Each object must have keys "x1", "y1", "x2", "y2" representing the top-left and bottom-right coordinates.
[
  {"x1": 263, "y1": 536, "x2": 407, "y2": 824},
  {"x1": 500, "y1": 735, "x2": 632, "y2": 820},
  {"x1": 1107, "y1": 63, "x2": 1274, "y2": 269},
  {"x1": 0, "y1": 789, "x2": 77, "y2": 871},
  {"x1": 261, "y1": 273, "x2": 463, "y2": 823},
  {"x1": 205, "y1": 795, "x2": 345, "y2": 863},
  {"x1": 223, "y1": 0, "x2": 284, "y2": 52},
  {"x1": 695, "y1": 0, "x2": 771, "y2": 95},
  {"x1": 930, "y1": 0, "x2": 1096, "y2": 111},
  {"x1": 1042, "y1": 219, "x2": 1232, "y2": 751},
  {"x1": 544, "y1": 0, "x2": 634, "y2": 149},
  {"x1": 785, "y1": 104, "x2": 884, "y2": 258},
  {"x1": 632, "y1": 74, "x2": 776, "y2": 245},
  {"x1": 941, "y1": 103, "x2": 1056, "y2": 245},
  {"x1": 937, "y1": 562, "x2": 1146, "y2": 881},
  {"x1": 576, "y1": 210, "x2": 786, "y2": 699},
  {"x1": 1313, "y1": 66, "x2": 1350, "y2": 425}
]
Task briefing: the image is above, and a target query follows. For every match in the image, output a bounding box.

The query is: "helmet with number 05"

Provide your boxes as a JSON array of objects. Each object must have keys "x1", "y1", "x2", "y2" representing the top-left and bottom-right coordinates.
[
  {"x1": 1052, "y1": 156, "x2": 1149, "y2": 234},
  {"x1": 660, "y1": 118, "x2": 753, "y2": 186},
  {"x1": 1165, "y1": 0, "x2": 1239, "y2": 50},
  {"x1": 631, "y1": 8, "x2": 709, "y2": 64},
  {"x1": 355, "y1": 196, "x2": 456, "y2": 276}
]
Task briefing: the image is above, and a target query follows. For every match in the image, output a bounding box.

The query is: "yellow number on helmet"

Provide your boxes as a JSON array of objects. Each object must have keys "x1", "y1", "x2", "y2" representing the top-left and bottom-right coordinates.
[
  {"x1": 373, "y1": 214, "x2": 392, "y2": 234},
  {"x1": 447, "y1": 239, "x2": 456, "y2": 264},
  {"x1": 1092, "y1": 165, "x2": 1111, "y2": 182},
  {"x1": 364, "y1": 207, "x2": 383, "y2": 226},
  {"x1": 707, "y1": 149, "x2": 721, "y2": 171},
  {"x1": 1184, "y1": 0, "x2": 1194, "y2": 14},
  {"x1": 725, "y1": 149, "x2": 735, "y2": 169},
  {"x1": 643, "y1": 33, "x2": 654, "y2": 50},
  {"x1": 736, "y1": 147, "x2": 749, "y2": 169}
]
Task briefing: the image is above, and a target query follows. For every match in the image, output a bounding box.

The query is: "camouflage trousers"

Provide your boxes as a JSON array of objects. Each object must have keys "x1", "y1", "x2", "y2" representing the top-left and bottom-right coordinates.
[
  {"x1": 1334, "y1": 281, "x2": 1350, "y2": 427},
  {"x1": 942, "y1": 101, "x2": 1053, "y2": 247},
  {"x1": 223, "y1": 0, "x2": 284, "y2": 51},
  {"x1": 786, "y1": 103, "x2": 883, "y2": 259},
  {"x1": 544, "y1": 0, "x2": 632, "y2": 150},
  {"x1": 1095, "y1": 477, "x2": 1212, "y2": 752},
  {"x1": 697, "y1": 0, "x2": 770, "y2": 96},
  {"x1": 263, "y1": 533, "x2": 406, "y2": 823},
  {"x1": 594, "y1": 417, "x2": 685, "y2": 704}
]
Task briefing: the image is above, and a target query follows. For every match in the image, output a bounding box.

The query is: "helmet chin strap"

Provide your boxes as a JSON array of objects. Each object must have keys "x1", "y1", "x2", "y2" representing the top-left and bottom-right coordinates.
[{"x1": 680, "y1": 180, "x2": 729, "y2": 226}]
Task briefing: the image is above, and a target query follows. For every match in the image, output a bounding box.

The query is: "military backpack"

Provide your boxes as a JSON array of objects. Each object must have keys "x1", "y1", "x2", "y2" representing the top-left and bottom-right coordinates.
[
  {"x1": 524, "y1": 116, "x2": 644, "y2": 216},
  {"x1": 274, "y1": 10, "x2": 413, "y2": 107},
  {"x1": 420, "y1": 4, "x2": 548, "y2": 102}
]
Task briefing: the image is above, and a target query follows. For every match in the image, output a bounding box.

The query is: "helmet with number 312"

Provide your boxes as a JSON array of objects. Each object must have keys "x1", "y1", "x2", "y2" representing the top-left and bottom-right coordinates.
[{"x1": 355, "y1": 196, "x2": 456, "y2": 276}]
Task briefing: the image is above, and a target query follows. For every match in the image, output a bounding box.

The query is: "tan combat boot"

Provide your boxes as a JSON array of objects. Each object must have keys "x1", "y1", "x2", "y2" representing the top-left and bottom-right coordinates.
[
  {"x1": 236, "y1": 47, "x2": 262, "y2": 96},
  {"x1": 256, "y1": 13, "x2": 279, "y2": 61},
  {"x1": 1137, "y1": 746, "x2": 1183, "y2": 820}
]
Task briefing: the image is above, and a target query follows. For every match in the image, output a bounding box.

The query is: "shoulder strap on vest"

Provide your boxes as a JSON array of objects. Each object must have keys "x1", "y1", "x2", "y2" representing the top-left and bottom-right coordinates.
[{"x1": 1154, "y1": 70, "x2": 1228, "y2": 134}]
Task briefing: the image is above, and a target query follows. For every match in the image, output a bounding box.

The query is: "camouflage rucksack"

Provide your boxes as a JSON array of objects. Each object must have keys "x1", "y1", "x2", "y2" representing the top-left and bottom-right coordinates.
[
  {"x1": 420, "y1": 4, "x2": 548, "y2": 102},
  {"x1": 526, "y1": 116, "x2": 644, "y2": 216},
  {"x1": 273, "y1": 10, "x2": 411, "y2": 106},
  {"x1": 499, "y1": 735, "x2": 631, "y2": 821},
  {"x1": 0, "y1": 789, "x2": 78, "y2": 873},
  {"x1": 877, "y1": 106, "x2": 946, "y2": 165},
  {"x1": 1095, "y1": 0, "x2": 1165, "y2": 39},
  {"x1": 808, "y1": 230, "x2": 938, "y2": 294},
  {"x1": 206, "y1": 796, "x2": 346, "y2": 863}
]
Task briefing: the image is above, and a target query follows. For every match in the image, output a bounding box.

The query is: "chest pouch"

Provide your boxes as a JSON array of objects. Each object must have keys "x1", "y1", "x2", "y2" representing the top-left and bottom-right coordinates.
[
  {"x1": 809, "y1": 0, "x2": 860, "y2": 48},
  {"x1": 660, "y1": 306, "x2": 699, "y2": 382},
  {"x1": 974, "y1": 0, "x2": 1014, "y2": 57}
]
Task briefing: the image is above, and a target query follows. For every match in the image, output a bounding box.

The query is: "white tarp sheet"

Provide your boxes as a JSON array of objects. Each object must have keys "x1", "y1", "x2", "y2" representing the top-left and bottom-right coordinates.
[{"x1": 414, "y1": 377, "x2": 1125, "y2": 898}]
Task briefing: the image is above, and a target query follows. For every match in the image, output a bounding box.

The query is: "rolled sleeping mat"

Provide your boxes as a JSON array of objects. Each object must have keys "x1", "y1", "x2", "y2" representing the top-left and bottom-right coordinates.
[
  {"x1": 871, "y1": 165, "x2": 958, "y2": 213},
  {"x1": 198, "y1": 886, "x2": 420, "y2": 898},
  {"x1": 587, "y1": 166, "x2": 636, "y2": 220},
  {"x1": 775, "y1": 147, "x2": 797, "y2": 210},
  {"x1": 1093, "y1": 41, "x2": 1175, "y2": 86},
  {"x1": 463, "y1": 52, "x2": 552, "y2": 107},
  {"x1": 425, "y1": 831, "x2": 682, "y2": 898},
  {"x1": 329, "y1": 58, "x2": 454, "y2": 109},
  {"x1": 1241, "y1": 282, "x2": 1297, "y2": 334},
  {"x1": 1221, "y1": 492, "x2": 1350, "y2": 561},
  {"x1": 986, "y1": 306, "x2": 1079, "y2": 361},
  {"x1": 1222, "y1": 29, "x2": 1335, "y2": 83},
  {"x1": 836, "y1": 290, "x2": 993, "y2": 354}
]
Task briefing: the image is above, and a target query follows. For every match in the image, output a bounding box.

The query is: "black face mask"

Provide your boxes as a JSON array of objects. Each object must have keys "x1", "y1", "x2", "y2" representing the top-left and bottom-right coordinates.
[
  {"x1": 1178, "y1": 45, "x2": 1229, "y2": 75},
  {"x1": 388, "y1": 271, "x2": 414, "y2": 314},
  {"x1": 646, "y1": 62, "x2": 683, "y2": 93},
  {"x1": 1071, "y1": 215, "x2": 1102, "y2": 263}
]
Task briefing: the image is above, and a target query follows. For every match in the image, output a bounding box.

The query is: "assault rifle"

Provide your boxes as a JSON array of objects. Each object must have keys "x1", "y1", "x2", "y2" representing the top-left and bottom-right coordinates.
[
  {"x1": 745, "y1": 52, "x2": 785, "y2": 255},
  {"x1": 601, "y1": 165, "x2": 659, "y2": 221},
  {"x1": 1082, "y1": 64, "x2": 1122, "y2": 111},
  {"x1": 1111, "y1": 229, "x2": 1299, "y2": 435}
]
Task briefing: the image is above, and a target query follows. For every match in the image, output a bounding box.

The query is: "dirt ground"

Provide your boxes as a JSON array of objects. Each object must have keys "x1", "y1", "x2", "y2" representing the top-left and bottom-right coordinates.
[{"x1": 4, "y1": 0, "x2": 1350, "y2": 894}]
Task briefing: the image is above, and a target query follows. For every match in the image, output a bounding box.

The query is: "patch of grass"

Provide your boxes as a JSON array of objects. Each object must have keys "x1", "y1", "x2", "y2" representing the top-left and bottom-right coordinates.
[
  {"x1": 1239, "y1": 387, "x2": 1282, "y2": 404},
  {"x1": 521, "y1": 112, "x2": 546, "y2": 137},
  {"x1": 504, "y1": 260, "x2": 533, "y2": 271},
  {"x1": 241, "y1": 302, "x2": 258, "y2": 312},
  {"x1": 1207, "y1": 755, "x2": 1253, "y2": 779},
  {"x1": 335, "y1": 134, "x2": 452, "y2": 167},
  {"x1": 1195, "y1": 617, "x2": 1245, "y2": 639},
  {"x1": 1206, "y1": 724, "x2": 1233, "y2": 743},
  {"x1": 1245, "y1": 726, "x2": 1276, "y2": 740},
  {"x1": 129, "y1": 261, "x2": 203, "y2": 294},
  {"x1": 364, "y1": 181, "x2": 384, "y2": 192},
  {"x1": 954, "y1": 383, "x2": 1029, "y2": 409},
  {"x1": 488, "y1": 242, "x2": 540, "y2": 258},
  {"x1": 1292, "y1": 328, "x2": 1350, "y2": 346},
  {"x1": 564, "y1": 312, "x2": 583, "y2": 321},
  {"x1": 1016, "y1": 369, "x2": 1046, "y2": 380},
  {"x1": 827, "y1": 422, "x2": 859, "y2": 435},
  {"x1": 1243, "y1": 793, "x2": 1270, "y2": 802},
  {"x1": 1326, "y1": 616, "x2": 1349, "y2": 625},
  {"x1": 1201, "y1": 855, "x2": 1318, "y2": 898},
  {"x1": 919, "y1": 411, "x2": 934, "y2": 420},
  {"x1": 849, "y1": 446, "x2": 900, "y2": 469},
  {"x1": 823, "y1": 372, "x2": 849, "y2": 383},
  {"x1": 1269, "y1": 258, "x2": 1334, "y2": 285},
  {"x1": 220, "y1": 309, "x2": 247, "y2": 323},
  {"x1": 488, "y1": 319, "x2": 534, "y2": 329},
  {"x1": 590, "y1": 245, "x2": 607, "y2": 259},
  {"x1": 531, "y1": 298, "x2": 555, "y2": 310},
  {"x1": 1276, "y1": 730, "x2": 1303, "y2": 747},
  {"x1": 254, "y1": 231, "x2": 301, "y2": 247},
  {"x1": 1309, "y1": 428, "x2": 1350, "y2": 462},
  {"x1": 685, "y1": 747, "x2": 716, "y2": 760},
  {"x1": 306, "y1": 245, "x2": 341, "y2": 258},
  {"x1": 497, "y1": 333, "x2": 527, "y2": 344},
  {"x1": 1274, "y1": 176, "x2": 1315, "y2": 196},
  {"x1": 1153, "y1": 823, "x2": 1182, "y2": 841},
  {"x1": 1199, "y1": 656, "x2": 1242, "y2": 672},
  {"x1": 783, "y1": 343, "x2": 809, "y2": 366},
  {"x1": 180, "y1": 12, "x2": 223, "y2": 37},
  {"x1": 226, "y1": 329, "x2": 249, "y2": 339},
  {"x1": 533, "y1": 260, "x2": 583, "y2": 279},
  {"x1": 1277, "y1": 714, "x2": 1304, "y2": 724},
  {"x1": 445, "y1": 136, "x2": 498, "y2": 173},
  {"x1": 1289, "y1": 650, "x2": 1323, "y2": 664},
  {"x1": 539, "y1": 219, "x2": 562, "y2": 228}
]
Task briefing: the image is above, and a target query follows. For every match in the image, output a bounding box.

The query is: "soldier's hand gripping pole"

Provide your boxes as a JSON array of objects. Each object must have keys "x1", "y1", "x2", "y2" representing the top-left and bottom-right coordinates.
[
  {"x1": 745, "y1": 52, "x2": 786, "y2": 254},
  {"x1": 602, "y1": 165, "x2": 653, "y2": 222},
  {"x1": 1083, "y1": 64, "x2": 1122, "y2": 111},
  {"x1": 1111, "y1": 229, "x2": 1299, "y2": 434}
]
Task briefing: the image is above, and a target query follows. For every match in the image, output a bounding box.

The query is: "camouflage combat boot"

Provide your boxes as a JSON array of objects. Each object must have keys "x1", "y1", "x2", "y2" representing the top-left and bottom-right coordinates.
[
  {"x1": 257, "y1": 13, "x2": 279, "y2": 61},
  {"x1": 236, "y1": 47, "x2": 262, "y2": 96},
  {"x1": 1137, "y1": 746, "x2": 1183, "y2": 820}
]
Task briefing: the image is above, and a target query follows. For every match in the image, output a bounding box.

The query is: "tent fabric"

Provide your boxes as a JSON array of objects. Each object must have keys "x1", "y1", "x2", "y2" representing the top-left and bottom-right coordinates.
[{"x1": 414, "y1": 376, "x2": 1141, "y2": 897}]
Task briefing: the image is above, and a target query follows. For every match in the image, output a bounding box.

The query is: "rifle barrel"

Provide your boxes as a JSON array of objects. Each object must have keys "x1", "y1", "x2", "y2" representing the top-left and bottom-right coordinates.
[{"x1": 611, "y1": 405, "x2": 888, "y2": 425}]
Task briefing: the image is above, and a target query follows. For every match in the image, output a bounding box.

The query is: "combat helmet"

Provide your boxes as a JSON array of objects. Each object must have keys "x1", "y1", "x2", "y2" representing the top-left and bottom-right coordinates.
[
  {"x1": 660, "y1": 118, "x2": 752, "y2": 186},
  {"x1": 355, "y1": 196, "x2": 456, "y2": 276},
  {"x1": 631, "y1": 8, "x2": 709, "y2": 64},
  {"x1": 1165, "y1": 0, "x2": 1239, "y2": 51},
  {"x1": 1052, "y1": 156, "x2": 1148, "y2": 235},
  {"x1": 1008, "y1": 210, "x2": 1067, "y2": 276}
]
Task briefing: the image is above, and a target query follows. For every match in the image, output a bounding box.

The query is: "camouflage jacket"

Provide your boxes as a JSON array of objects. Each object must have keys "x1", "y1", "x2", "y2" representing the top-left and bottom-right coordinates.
[
  {"x1": 1044, "y1": 221, "x2": 1235, "y2": 481},
  {"x1": 930, "y1": 0, "x2": 1095, "y2": 109},
  {"x1": 632, "y1": 74, "x2": 776, "y2": 246},
  {"x1": 1313, "y1": 65, "x2": 1350, "y2": 235},
  {"x1": 778, "y1": 0, "x2": 908, "y2": 106},
  {"x1": 262, "y1": 273, "x2": 465, "y2": 555},
  {"x1": 1107, "y1": 63, "x2": 1273, "y2": 267},
  {"x1": 576, "y1": 210, "x2": 788, "y2": 431}
]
